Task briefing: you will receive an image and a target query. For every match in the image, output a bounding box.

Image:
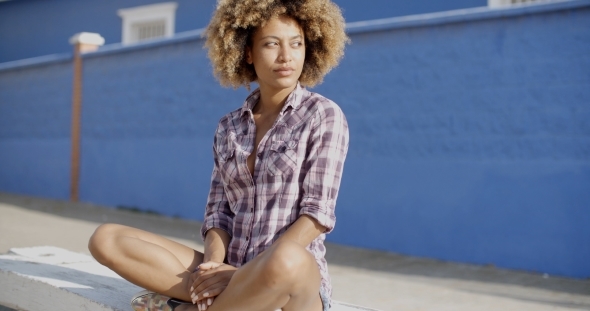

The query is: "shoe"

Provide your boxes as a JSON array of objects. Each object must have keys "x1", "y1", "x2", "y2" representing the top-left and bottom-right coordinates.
[{"x1": 131, "y1": 290, "x2": 192, "y2": 311}]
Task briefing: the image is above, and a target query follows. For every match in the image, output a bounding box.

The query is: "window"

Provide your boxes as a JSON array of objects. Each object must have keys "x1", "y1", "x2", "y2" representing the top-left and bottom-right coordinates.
[
  {"x1": 488, "y1": 0, "x2": 559, "y2": 7},
  {"x1": 117, "y1": 2, "x2": 178, "y2": 45}
]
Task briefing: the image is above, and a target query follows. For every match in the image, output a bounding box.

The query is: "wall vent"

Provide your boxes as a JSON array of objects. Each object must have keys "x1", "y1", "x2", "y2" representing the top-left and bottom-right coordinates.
[
  {"x1": 118, "y1": 2, "x2": 178, "y2": 45},
  {"x1": 133, "y1": 20, "x2": 166, "y2": 42}
]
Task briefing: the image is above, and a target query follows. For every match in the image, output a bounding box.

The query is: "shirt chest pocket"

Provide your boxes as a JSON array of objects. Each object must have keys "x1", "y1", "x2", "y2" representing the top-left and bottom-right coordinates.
[
  {"x1": 216, "y1": 138, "x2": 240, "y2": 186},
  {"x1": 267, "y1": 140, "x2": 298, "y2": 176}
]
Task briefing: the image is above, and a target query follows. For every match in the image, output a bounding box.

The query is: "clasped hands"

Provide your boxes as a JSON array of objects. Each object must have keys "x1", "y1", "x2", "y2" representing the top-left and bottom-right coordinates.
[{"x1": 188, "y1": 261, "x2": 237, "y2": 311}]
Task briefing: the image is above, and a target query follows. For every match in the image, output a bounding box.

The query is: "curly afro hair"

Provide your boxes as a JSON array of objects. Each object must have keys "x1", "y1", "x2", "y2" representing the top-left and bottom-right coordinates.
[{"x1": 205, "y1": 0, "x2": 348, "y2": 89}]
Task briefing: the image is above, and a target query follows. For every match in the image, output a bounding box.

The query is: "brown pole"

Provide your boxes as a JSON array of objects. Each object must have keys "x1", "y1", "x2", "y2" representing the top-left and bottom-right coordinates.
[
  {"x1": 68, "y1": 33, "x2": 104, "y2": 202},
  {"x1": 70, "y1": 44, "x2": 82, "y2": 201}
]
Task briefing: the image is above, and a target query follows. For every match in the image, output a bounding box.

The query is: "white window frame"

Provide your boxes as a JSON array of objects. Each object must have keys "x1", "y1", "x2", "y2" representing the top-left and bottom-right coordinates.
[
  {"x1": 488, "y1": 0, "x2": 559, "y2": 7},
  {"x1": 117, "y1": 2, "x2": 178, "y2": 45}
]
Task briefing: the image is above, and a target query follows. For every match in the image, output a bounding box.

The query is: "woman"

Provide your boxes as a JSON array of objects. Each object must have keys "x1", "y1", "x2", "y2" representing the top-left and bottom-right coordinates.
[{"x1": 88, "y1": 1, "x2": 349, "y2": 310}]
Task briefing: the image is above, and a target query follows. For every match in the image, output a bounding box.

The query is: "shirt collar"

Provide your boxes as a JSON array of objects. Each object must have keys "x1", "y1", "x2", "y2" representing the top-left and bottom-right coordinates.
[{"x1": 240, "y1": 82, "x2": 306, "y2": 117}]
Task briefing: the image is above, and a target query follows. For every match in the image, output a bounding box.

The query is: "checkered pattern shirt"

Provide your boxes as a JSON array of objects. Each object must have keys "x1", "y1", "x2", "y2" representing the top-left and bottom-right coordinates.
[{"x1": 200, "y1": 83, "x2": 349, "y2": 300}]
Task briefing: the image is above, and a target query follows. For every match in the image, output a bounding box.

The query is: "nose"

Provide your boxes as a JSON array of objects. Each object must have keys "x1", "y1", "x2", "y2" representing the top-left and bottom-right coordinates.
[{"x1": 278, "y1": 45, "x2": 292, "y2": 63}]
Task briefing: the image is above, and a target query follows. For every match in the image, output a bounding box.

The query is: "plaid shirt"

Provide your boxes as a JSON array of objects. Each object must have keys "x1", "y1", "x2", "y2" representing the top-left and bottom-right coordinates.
[{"x1": 200, "y1": 83, "x2": 349, "y2": 300}]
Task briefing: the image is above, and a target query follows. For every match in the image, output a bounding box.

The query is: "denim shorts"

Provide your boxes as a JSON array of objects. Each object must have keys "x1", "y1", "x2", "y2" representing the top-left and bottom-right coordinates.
[{"x1": 320, "y1": 288, "x2": 330, "y2": 311}]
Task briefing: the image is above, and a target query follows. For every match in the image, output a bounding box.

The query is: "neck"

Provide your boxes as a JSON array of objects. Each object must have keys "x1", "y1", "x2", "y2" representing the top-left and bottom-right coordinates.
[{"x1": 254, "y1": 83, "x2": 298, "y2": 115}]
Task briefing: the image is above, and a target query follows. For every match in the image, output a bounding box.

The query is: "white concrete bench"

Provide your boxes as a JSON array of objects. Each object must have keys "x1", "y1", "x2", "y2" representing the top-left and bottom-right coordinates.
[{"x1": 0, "y1": 247, "x2": 376, "y2": 311}]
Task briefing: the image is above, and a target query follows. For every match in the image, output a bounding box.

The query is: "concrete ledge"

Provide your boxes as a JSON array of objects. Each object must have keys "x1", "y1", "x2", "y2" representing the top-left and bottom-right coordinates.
[
  {"x1": 0, "y1": 247, "x2": 376, "y2": 311},
  {"x1": 83, "y1": 28, "x2": 205, "y2": 60},
  {"x1": 0, "y1": 53, "x2": 72, "y2": 73},
  {"x1": 0, "y1": 247, "x2": 141, "y2": 311}
]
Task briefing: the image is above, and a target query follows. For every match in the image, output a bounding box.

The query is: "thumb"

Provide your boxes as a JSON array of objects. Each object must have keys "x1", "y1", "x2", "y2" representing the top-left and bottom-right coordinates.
[{"x1": 198, "y1": 261, "x2": 220, "y2": 270}]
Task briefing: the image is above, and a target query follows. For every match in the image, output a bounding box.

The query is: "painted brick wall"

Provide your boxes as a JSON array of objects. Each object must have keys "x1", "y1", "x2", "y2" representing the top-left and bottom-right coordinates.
[
  {"x1": 0, "y1": 0, "x2": 218, "y2": 63},
  {"x1": 314, "y1": 5, "x2": 590, "y2": 278},
  {"x1": 0, "y1": 0, "x2": 487, "y2": 63},
  {"x1": 0, "y1": 60, "x2": 73, "y2": 199},
  {"x1": 0, "y1": 3, "x2": 588, "y2": 278},
  {"x1": 79, "y1": 40, "x2": 249, "y2": 218}
]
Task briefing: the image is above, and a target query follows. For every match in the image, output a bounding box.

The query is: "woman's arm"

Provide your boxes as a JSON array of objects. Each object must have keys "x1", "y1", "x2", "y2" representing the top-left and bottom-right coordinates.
[
  {"x1": 276, "y1": 214, "x2": 326, "y2": 247},
  {"x1": 298, "y1": 101, "x2": 349, "y2": 236},
  {"x1": 200, "y1": 124, "x2": 234, "y2": 256},
  {"x1": 191, "y1": 125, "x2": 235, "y2": 306},
  {"x1": 203, "y1": 228, "x2": 231, "y2": 263},
  {"x1": 191, "y1": 228, "x2": 232, "y2": 308}
]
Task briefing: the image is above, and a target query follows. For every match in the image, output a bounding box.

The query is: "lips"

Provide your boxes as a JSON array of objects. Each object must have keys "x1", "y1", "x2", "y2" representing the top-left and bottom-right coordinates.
[{"x1": 274, "y1": 67, "x2": 295, "y2": 76}]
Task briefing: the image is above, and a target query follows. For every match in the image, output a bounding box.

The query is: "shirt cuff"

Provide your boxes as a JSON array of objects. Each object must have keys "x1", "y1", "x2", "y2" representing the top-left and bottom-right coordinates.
[
  {"x1": 299, "y1": 197, "x2": 336, "y2": 234},
  {"x1": 200, "y1": 214, "x2": 233, "y2": 241}
]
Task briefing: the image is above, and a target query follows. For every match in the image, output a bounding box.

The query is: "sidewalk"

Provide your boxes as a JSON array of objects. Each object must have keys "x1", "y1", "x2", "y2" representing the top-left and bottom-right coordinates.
[{"x1": 1, "y1": 192, "x2": 589, "y2": 311}]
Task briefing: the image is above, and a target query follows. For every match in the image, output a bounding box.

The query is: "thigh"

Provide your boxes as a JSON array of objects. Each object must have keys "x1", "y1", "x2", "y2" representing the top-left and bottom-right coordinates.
[
  {"x1": 200, "y1": 240, "x2": 322, "y2": 311},
  {"x1": 92, "y1": 223, "x2": 203, "y2": 270}
]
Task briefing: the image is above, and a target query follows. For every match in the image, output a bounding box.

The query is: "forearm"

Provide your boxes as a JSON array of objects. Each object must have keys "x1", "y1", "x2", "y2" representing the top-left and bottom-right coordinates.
[
  {"x1": 204, "y1": 228, "x2": 231, "y2": 263},
  {"x1": 277, "y1": 214, "x2": 326, "y2": 247}
]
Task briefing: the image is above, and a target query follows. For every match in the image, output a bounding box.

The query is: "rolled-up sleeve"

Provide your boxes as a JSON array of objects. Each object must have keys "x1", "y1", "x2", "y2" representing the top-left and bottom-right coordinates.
[
  {"x1": 200, "y1": 131, "x2": 234, "y2": 241},
  {"x1": 299, "y1": 101, "x2": 349, "y2": 233}
]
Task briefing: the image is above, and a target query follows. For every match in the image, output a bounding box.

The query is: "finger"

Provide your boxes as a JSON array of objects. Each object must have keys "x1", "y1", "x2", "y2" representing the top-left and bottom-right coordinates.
[
  {"x1": 193, "y1": 276, "x2": 224, "y2": 299},
  {"x1": 198, "y1": 262, "x2": 216, "y2": 270},
  {"x1": 190, "y1": 270, "x2": 217, "y2": 294},
  {"x1": 192, "y1": 275, "x2": 218, "y2": 303},
  {"x1": 188, "y1": 270, "x2": 199, "y2": 293},
  {"x1": 198, "y1": 261, "x2": 221, "y2": 270},
  {"x1": 192, "y1": 278, "x2": 226, "y2": 303},
  {"x1": 194, "y1": 274, "x2": 227, "y2": 297},
  {"x1": 199, "y1": 299, "x2": 209, "y2": 311},
  {"x1": 192, "y1": 266, "x2": 230, "y2": 295},
  {"x1": 192, "y1": 275, "x2": 213, "y2": 297},
  {"x1": 196, "y1": 283, "x2": 227, "y2": 301},
  {"x1": 192, "y1": 266, "x2": 235, "y2": 298}
]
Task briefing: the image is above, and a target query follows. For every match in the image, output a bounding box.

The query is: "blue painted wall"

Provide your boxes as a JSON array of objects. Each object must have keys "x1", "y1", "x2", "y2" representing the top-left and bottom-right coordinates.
[
  {"x1": 0, "y1": 2, "x2": 588, "y2": 278},
  {"x1": 0, "y1": 0, "x2": 218, "y2": 63},
  {"x1": 79, "y1": 41, "x2": 249, "y2": 217},
  {"x1": 323, "y1": 4, "x2": 590, "y2": 278},
  {"x1": 0, "y1": 0, "x2": 486, "y2": 63},
  {"x1": 0, "y1": 59, "x2": 73, "y2": 199},
  {"x1": 336, "y1": 0, "x2": 487, "y2": 22}
]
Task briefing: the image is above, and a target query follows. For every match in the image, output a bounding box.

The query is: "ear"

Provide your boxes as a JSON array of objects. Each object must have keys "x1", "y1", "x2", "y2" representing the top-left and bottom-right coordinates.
[{"x1": 246, "y1": 46, "x2": 253, "y2": 65}]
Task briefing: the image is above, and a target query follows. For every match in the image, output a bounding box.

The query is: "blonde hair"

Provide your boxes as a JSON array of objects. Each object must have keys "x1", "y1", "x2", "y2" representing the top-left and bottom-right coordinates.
[{"x1": 205, "y1": 0, "x2": 349, "y2": 89}]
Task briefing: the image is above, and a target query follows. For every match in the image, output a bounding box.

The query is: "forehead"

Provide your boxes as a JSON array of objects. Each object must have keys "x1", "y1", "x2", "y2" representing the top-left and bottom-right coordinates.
[{"x1": 255, "y1": 15, "x2": 303, "y2": 38}]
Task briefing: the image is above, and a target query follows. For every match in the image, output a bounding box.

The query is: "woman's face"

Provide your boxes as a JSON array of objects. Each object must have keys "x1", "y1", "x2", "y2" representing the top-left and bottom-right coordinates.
[{"x1": 247, "y1": 15, "x2": 305, "y2": 92}]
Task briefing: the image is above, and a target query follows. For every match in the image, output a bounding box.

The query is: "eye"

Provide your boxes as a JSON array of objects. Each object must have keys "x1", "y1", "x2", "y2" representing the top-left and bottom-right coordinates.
[
  {"x1": 291, "y1": 41, "x2": 303, "y2": 48},
  {"x1": 264, "y1": 41, "x2": 279, "y2": 47}
]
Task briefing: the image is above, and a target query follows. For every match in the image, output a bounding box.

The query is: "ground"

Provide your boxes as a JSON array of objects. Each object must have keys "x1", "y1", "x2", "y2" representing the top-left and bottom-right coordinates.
[{"x1": 1, "y1": 192, "x2": 589, "y2": 311}]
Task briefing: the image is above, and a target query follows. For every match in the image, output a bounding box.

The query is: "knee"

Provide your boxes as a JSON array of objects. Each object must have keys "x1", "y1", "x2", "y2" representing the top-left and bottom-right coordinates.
[
  {"x1": 88, "y1": 223, "x2": 120, "y2": 265},
  {"x1": 260, "y1": 240, "x2": 314, "y2": 287}
]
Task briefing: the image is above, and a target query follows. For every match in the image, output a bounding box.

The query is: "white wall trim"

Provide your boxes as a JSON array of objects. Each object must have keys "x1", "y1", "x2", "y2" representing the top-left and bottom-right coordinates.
[
  {"x1": 489, "y1": 0, "x2": 512, "y2": 7},
  {"x1": 117, "y1": 2, "x2": 178, "y2": 45},
  {"x1": 489, "y1": 0, "x2": 564, "y2": 8}
]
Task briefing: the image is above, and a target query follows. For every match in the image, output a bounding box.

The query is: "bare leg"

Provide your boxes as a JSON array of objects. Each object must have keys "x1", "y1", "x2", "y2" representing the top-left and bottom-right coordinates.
[
  {"x1": 181, "y1": 240, "x2": 323, "y2": 311},
  {"x1": 88, "y1": 223, "x2": 203, "y2": 301},
  {"x1": 89, "y1": 225, "x2": 322, "y2": 310}
]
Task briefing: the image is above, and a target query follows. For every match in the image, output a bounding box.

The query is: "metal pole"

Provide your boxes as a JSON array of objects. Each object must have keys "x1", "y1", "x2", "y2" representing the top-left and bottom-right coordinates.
[
  {"x1": 68, "y1": 33, "x2": 104, "y2": 202},
  {"x1": 70, "y1": 44, "x2": 82, "y2": 201}
]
